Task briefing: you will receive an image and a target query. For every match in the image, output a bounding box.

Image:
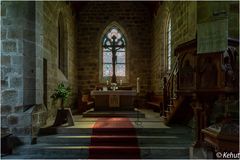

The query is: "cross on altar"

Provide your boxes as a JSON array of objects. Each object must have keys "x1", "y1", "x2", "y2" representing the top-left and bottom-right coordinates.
[{"x1": 103, "y1": 33, "x2": 125, "y2": 83}]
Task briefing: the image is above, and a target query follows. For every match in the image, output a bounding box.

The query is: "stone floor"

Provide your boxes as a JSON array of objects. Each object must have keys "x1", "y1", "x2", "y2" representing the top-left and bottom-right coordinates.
[
  {"x1": 3, "y1": 109, "x2": 194, "y2": 159},
  {"x1": 42, "y1": 108, "x2": 166, "y2": 128},
  {"x1": 73, "y1": 109, "x2": 166, "y2": 128}
]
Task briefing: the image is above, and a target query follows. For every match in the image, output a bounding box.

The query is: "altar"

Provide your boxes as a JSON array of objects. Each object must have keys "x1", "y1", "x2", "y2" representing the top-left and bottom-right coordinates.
[{"x1": 91, "y1": 90, "x2": 137, "y2": 111}]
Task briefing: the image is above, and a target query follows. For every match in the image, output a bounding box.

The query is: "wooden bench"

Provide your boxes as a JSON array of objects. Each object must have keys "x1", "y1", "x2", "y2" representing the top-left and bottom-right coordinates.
[{"x1": 146, "y1": 94, "x2": 163, "y2": 114}]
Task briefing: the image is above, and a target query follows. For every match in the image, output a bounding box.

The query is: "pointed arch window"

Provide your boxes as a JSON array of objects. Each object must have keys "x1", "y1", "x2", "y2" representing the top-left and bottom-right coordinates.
[
  {"x1": 102, "y1": 26, "x2": 126, "y2": 79},
  {"x1": 58, "y1": 12, "x2": 68, "y2": 78},
  {"x1": 166, "y1": 18, "x2": 172, "y2": 71}
]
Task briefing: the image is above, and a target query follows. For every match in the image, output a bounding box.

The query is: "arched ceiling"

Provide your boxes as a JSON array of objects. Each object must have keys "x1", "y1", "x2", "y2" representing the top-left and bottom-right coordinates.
[{"x1": 70, "y1": 1, "x2": 162, "y2": 17}]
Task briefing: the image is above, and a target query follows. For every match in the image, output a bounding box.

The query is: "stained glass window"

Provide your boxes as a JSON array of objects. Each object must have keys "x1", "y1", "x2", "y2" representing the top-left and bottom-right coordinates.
[
  {"x1": 116, "y1": 52, "x2": 125, "y2": 63},
  {"x1": 103, "y1": 64, "x2": 113, "y2": 77},
  {"x1": 102, "y1": 27, "x2": 126, "y2": 77},
  {"x1": 116, "y1": 64, "x2": 125, "y2": 76},
  {"x1": 103, "y1": 52, "x2": 112, "y2": 63}
]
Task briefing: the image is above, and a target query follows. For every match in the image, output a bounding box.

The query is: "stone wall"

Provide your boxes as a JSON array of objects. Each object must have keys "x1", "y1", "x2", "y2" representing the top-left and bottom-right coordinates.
[
  {"x1": 150, "y1": 3, "x2": 168, "y2": 95},
  {"x1": 151, "y1": 2, "x2": 197, "y2": 94},
  {"x1": 39, "y1": 1, "x2": 78, "y2": 120},
  {"x1": 151, "y1": 1, "x2": 239, "y2": 95},
  {"x1": 228, "y1": 2, "x2": 239, "y2": 39},
  {"x1": 1, "y1": 1, "x2": 78, "y2": 143},
  {"x1": 77, "y1": 2, "x2": 152, "y2": 95},
  {"x1": 1, "y1": 1, "x2": 25, "y2": 111},
  {"x1": 1, "y1": 1, "x2": 38, "y2": 143},
  {"x1": 197, "y1": 1, "x2": 239, "y2": 39}
]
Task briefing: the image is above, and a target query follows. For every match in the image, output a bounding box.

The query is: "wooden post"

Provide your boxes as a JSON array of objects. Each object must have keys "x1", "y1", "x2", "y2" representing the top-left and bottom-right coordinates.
[
  {"x1": 191, "y1": 93, "x2": 203, "y2": 147},
  {"x1": 163, "y1": 77, "x2": 168, "y2": 117}
]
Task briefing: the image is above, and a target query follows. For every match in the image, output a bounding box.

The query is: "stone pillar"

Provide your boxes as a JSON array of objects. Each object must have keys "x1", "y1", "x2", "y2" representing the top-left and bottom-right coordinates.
[
  {"x1": 1, "y1": 1, "x2": 46, "y2": 144},
  {"x1": 35, "y1": 1, "x2": 44, "y2": 105},
  {"x1": 1, "y1": 1, "x2": 25, "y2": 131},
  {"x1": 23, "y1": 2, "x2": 36, "y2": 105}
]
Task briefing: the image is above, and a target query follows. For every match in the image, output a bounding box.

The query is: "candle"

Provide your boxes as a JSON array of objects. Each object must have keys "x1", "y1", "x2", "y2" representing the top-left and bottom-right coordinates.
[
  {"x1": 120, "y1": 80, "x2": 122, "y2": 85},
  {"x1": 137, "y1": 77, "x2": 140, "y2": 93},
  {"x1": 107, "y1": 80, "x2": 109, "y2": 85}
]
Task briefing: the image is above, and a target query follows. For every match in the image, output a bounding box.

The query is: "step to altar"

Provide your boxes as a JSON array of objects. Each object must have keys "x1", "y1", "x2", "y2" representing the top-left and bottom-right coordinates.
[
  {"x1": 2, "y1": 109, "x2": 193, "y2": 159},
  {"x1": 82, "y1": 110, "x2": 145, "y2": 118},
  {"x1": 6, "y1": 144, "x2": 189, "y2": 159},
  {"x1": 5, "y1": 126, "x2": 192, "y2": 159}
]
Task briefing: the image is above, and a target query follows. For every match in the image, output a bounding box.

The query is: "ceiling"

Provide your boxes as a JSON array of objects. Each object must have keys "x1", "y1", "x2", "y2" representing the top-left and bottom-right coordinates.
[{"x1": 70, "y1": 1, "x2": 162, "y2": 17}]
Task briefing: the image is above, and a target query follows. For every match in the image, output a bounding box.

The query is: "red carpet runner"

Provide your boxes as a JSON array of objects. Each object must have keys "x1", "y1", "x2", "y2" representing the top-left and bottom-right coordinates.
[{"x1": 88, "y1": 118, "x2": 140, "y2": 159}]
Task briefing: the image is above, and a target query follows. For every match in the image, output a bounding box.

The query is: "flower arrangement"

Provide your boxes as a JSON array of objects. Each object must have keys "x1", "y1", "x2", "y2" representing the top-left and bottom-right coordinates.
[{"x1": 50, "y1": 82, "x2": 71, "y2": 109}]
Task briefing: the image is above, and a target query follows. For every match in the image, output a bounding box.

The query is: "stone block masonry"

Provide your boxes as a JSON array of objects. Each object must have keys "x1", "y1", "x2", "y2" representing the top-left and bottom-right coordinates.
[
  {"x1": 1, "y1": 1, "x2": 79, "y2": 144},
  {"x1": 1, "y1": 2, "x2": 25, "y2": 126},
  {"x1": 0, "y1": 1, "x2": 48, "y2": 144},
  {"x1": 151, "y1": 1, "x2": 197, "y2": 95},
  {"x1": 1, "y1": 41, "x2": 17, "y2": 52},
  {"x1": 40, "y1": 1, "x2": 79, "y2": 121}
]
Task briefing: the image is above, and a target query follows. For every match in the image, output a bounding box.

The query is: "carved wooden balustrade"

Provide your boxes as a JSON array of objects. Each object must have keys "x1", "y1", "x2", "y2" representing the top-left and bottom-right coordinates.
[
  {"x1": 163, "y1": 39, "x2": 197, "y2": 124},
  {"x1": 163, "y1": 38, "x2": 239, "y2": 152},
  {"x1": 163, "y1": 54, "x2": 179, "y2": 119}
]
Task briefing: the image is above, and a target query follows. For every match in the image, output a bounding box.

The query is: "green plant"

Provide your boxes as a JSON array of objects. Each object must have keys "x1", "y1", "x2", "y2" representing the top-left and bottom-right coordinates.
[{"x1": 50, "y1": 83, "x2": 71, "y2": 109}]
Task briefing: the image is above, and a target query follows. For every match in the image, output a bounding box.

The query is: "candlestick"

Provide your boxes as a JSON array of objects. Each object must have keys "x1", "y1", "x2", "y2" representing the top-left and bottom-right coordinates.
[{"x1": 137, "y1": 77, "x2": 140, "y2": 93}]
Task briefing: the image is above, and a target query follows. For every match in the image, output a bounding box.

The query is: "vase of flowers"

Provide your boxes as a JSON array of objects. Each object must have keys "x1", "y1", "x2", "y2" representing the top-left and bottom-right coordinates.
[{"x1": 51, "y1": 82, "x2": 71, "y2": 109}]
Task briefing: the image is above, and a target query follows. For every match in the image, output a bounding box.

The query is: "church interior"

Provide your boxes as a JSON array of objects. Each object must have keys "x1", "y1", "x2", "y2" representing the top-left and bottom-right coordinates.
[{"x1": 1, "y1": 1, "x2": 239, "y2": 159}]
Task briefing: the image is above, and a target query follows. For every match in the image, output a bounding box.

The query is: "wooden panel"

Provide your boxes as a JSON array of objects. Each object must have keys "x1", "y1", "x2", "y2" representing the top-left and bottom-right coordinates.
[
  {"x1": 197, "y1": 53, "x2": 222, "y2": 89},
  {"x1": 178, "y1": 49, "x2": 196, "y2": 90},
  {"x1": 120, "y1": 95, "x2": 134, "y2": 107},
  {"x1": 92, "y1": 90, "x2": 136, "y2": 111},
  {"x1": 109, "y1": 95, "x2": 120, "y2": 108},
  {"x1": 94, "y1": 95, "x2": 108, "y2": 108}
]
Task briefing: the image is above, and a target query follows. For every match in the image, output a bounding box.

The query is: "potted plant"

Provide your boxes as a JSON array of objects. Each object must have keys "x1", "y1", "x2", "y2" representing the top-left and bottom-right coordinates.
[{"x1": 51, "y1": 82, "x2": 71, "y2": 109}]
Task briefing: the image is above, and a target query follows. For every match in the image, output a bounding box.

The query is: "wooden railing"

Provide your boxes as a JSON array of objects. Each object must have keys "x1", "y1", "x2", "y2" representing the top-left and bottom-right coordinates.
[{"x1": 163, "y1": 55, "x2": 179, "y2": 119}]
